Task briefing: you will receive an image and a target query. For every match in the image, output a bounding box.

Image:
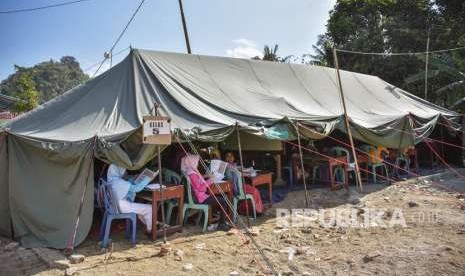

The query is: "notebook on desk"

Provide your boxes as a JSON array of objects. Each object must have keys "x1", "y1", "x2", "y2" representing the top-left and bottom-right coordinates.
[{"x1": 145, "y1": 183, "x2": 166, "y2": 190}]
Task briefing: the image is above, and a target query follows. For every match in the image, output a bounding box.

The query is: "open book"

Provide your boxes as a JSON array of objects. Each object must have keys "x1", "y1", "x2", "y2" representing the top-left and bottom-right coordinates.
[
  {"x1": 134, "y1": 168, "x2": 159, "y2": 188},
  {"x1": 210, "y1": 159, "x2": 228, "y2": 183}
]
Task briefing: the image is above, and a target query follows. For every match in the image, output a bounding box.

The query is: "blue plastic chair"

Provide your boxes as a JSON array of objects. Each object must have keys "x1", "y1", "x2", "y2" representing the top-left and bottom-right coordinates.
[
  {"x1": 98, "y1": 179, "x2": 137, "y2": 248},
  {"x1": 282, "y1": 163, "x2": 294, "y2": 188}
]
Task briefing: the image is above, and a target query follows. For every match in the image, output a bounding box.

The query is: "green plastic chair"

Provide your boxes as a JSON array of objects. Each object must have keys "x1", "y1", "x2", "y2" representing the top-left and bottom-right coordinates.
[
  {"x1": 329, "y1": 146, "x2": 351, "y2": 184},
  {"x1": 394, "y1": 150, "x2": 410, "y2": 177},
  {"x1": 181, "y1": 173, "x2": 210, "y2": 232},
  {"x1": 227, "y1": 168, "x2": 256, "y2": 222},
  {"x1": 360, "y1": 145, "x2": 389, "y2": 184},
  {"x1": 161, "y1": 168, "x2": 181, "y2": 225},
  {"x1": 312, "y1": 166, "x2": 321, "y2": 183}
]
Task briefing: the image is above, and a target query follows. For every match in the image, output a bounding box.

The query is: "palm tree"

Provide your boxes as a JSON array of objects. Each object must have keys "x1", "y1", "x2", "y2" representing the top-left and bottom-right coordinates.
[
  {"x1": 307, "y1": 35, "x2": 333, "y2": 66},
  {"x1": 255, "y1": 44, "x2": 294, "y2": 63},
  {"x1": 262, "y1": 44, "x2": 280, "y2": 61}
]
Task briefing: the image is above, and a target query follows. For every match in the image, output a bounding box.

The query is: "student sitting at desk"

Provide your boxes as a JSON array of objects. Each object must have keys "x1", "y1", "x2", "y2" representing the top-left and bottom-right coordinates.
[
  {"x1": 224, "y1": 152, "x2": 264, "y2": 214},
  {"x1": 107, "y1": 164, "x2": 153, "y2": 234},
  {"x1": 181, "y1": 154, "x2": 231, "y2": 231}
]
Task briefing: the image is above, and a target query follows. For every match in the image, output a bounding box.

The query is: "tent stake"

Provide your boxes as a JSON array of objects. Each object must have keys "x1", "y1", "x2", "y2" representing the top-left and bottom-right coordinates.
[
  {"x1": 236, "y1": 123, "x2": 251, "y2": 227},
  {"x1": 295, "y1": 121, "x2": 310, "y2": 208},
  {"x1": 332, "y1": 48, "x2": 363, "y2": 192}
]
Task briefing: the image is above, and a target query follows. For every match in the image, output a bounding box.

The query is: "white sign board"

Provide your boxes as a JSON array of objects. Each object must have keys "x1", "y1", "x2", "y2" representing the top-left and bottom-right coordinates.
[{"x1": 143, "y1": 116, "x2": 172, "y2": 144}]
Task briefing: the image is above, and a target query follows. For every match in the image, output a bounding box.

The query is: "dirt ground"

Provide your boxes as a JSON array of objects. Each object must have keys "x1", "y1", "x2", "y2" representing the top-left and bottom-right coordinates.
[{"x1": 4, "y1": 176, "x2": 465, "y2": 276}]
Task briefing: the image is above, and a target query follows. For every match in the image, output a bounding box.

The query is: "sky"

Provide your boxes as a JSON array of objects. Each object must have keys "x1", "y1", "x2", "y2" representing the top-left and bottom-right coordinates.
[{"x1": 0, "y1": 0, "x2": 336, "y2": 81}]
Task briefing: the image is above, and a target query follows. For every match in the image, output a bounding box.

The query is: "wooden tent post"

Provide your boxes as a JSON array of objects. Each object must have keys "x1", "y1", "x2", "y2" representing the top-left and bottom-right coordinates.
[
  {"x1": 154, "y1": 105, "x2": 167, "y2": 243},
  {"x1": 332, "y1": 48, "x2": 363, "y2": 192},
  {"x1": 295, "y1": 121, "x2": 310, "y2": 208},
  {"x1": 236, "y1": 123, "x2": 251, "y2": 227}
]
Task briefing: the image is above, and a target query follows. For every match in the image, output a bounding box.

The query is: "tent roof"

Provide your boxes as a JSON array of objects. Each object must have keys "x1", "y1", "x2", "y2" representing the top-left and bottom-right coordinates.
[
  {"x1": 0, "y1": 94, "x2": 19, "y2": 111},
  {"x1": 5, "y1": 48, "x2": 459, "y2": 142}
]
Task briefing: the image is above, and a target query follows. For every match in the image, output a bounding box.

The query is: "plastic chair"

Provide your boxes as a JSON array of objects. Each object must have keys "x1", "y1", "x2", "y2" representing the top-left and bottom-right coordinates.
[
  {"x1": 394, "y1": 153, "x2": 410, "y2": 176},
  {"x1": 312, "y1": 166, "x2": 320, "y2": 183},
  {"x1": 227, "y1": 168, "x2": 257, "y2": 222},
  {"x1": 181, "y1": 174, "x2": 210, "y2": 232},
  {"x1": 98, "y1": 179, "x2": 137, "y2": 248},
  {"x1": 360, "y1": 145, "x2": 389, "y2": 184},
  {"x1": 329, "y1": 146, "x2": 351, "y2": 184},
  {"x1": 162, "y1": 168, "x2": 182, "y2": 225},
  {"x1": 282, "y1": 164, "x2": 294, "y2": 188}
]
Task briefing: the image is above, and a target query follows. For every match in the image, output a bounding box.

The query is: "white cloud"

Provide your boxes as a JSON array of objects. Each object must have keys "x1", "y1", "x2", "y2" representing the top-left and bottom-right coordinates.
[{"x1": 226, "y1": 38, "x2": 263, "y2": 59}]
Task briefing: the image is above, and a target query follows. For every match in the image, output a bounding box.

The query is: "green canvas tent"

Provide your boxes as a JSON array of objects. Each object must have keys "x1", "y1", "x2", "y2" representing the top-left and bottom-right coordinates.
[{"x1": 0, "y1": 49, "x2": 461, "y2": 248}]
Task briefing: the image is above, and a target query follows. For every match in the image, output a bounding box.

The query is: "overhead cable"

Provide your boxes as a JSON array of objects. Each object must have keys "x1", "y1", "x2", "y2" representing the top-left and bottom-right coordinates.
[
  {"x1": 336, "y1": 46, "x2": 465, "y2": 56},
  {"x1": 93, "y1": 0, "x2": 146, "y2": 77},
  {"x1": 0, "y1": 0, "x2": 91, "y2": 14}
]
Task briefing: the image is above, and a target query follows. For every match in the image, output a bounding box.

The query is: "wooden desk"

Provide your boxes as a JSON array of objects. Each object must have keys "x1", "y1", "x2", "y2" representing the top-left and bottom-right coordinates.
[
  {"x1": 244, "y1": 172, "x2": 273, "y2": 206},
  {"x1": 304, "y1": 155, "x2": 348, "y2": 190},
  {"x1": 207, "y1": 181, "x2": 233, "y2": 220},
  {"x1": 138, "y1": 184, "x2": 184, "y2": 240},
  {"x1": 208, "y1": 181, "x2": 233, "y2": 201}
]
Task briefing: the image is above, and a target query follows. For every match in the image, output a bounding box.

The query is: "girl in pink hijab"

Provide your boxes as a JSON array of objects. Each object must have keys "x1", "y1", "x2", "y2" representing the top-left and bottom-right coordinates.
[{"x1": 181, "y1": 154, "x2": 230, "y2": 231}]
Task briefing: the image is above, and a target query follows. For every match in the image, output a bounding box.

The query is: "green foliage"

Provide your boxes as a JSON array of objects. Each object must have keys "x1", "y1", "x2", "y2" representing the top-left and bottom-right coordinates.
[
  {"x1": 255, "y1": 44, "x2": 294, "y2": 63},
  {"x1": 312, "y1": 0, "x2": 465, "y2": 107},
  {"x1": 0, "y1": 56, "x2": 89, "y2": 103},
  {"x1": 12, "y1": 72, "x2": 39, "y2": 112}
]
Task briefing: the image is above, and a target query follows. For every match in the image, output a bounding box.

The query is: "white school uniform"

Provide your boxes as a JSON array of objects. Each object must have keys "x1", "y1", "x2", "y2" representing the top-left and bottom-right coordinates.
[{"x1": 107, "y1": 164, "x2": 152, "y2": 231}]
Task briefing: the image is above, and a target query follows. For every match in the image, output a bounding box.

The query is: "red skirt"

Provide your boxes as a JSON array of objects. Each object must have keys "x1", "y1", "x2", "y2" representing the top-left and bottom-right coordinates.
[{"x1": 238, "y1": 184, "x2": 264, "y2": 215}]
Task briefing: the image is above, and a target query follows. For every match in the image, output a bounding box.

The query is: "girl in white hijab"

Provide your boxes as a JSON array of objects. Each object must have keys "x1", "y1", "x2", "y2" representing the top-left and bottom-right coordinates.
[{"x1": 107, "y1": 164, "x2": 152, "y2": 233}]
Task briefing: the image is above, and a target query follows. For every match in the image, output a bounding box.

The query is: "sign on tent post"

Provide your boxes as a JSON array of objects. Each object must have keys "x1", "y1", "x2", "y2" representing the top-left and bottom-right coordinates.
[{"x1": 143, "y1": 116, "x2": 172, "y2": 145}]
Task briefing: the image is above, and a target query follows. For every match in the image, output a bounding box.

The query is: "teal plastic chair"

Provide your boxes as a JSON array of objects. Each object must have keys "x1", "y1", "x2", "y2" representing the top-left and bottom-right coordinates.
[
  {"x1": 329, "y1": 146, "x2": 351, "y2": 184},
  {"x1": 181, "y1": 173, "x2": 210, "y2": 232},
  {"x1": 360, "y1": 145, "x2": 389, "y2": 183},
  {"x1": 394, "y1": 150, "x2": 410, "y2": 177},
  {"x1": 312, "y1": 166, "x2": 321, "y2": 183},
  {"x1": 161, "y1": 168, "x2": 181, "y2": 225},
  {"x1": 227, "y1": 168, "x2": 256, "y2": 222}
]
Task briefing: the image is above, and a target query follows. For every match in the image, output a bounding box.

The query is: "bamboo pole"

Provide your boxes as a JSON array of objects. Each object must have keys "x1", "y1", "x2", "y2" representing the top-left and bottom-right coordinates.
[
  {"x1": 235, "y1": 123, "x2": 251, "y2": 227},
  {"x1": 332, "y1": 48, "x2": 363, "y2": 191},
  {"x1": 154, "y1": 105, "x2": 167, "y2": 243},
  {"x1": 295, "y1": 121, "x2": 310, "y2": 208}
]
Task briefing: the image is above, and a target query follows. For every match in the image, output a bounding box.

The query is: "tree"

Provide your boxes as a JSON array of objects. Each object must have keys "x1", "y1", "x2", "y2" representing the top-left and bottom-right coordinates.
[
  {"x1": 405, "y1": 53, "x2": 465, "y2": 107},
  {"x1": 313, "y1": 0, "x2": 465, "y2": 106},
  {"x1": 308, "y1": 34, "x2": 333, "y2": 66},
  {"x1": 254, "y1": 44, "x2": 294, "y2": 63},
  {"x1": 0, "y1": 56, "x2": 89, "y2": 103},
  {"x1": 12, "y1": 70, "x2": 39, "y2": 112}
]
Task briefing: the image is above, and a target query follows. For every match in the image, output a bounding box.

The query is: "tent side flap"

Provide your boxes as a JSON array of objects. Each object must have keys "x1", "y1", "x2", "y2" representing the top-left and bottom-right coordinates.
[
  {"x1": 8, "y1": 135, "x2": 94, "y2": 249},
  {"x1": 0, "y1": 132, "x2": 11, "y2": 237}
]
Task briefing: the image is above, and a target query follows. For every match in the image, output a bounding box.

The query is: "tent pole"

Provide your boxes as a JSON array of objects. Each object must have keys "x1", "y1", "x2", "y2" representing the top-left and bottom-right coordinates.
[
  {"x1": 64, "y1": 137, "x2": 96, "y2": 256},
  {"x1": 178, "y1": 0, "x2": 192, "y2": 54},
  {"x1": 332, "y1": 48, "x2": 363, "y2": 192},
  {"x1": 236, "y1": 123, "x2": 251, "y2": 227},
  {"x1": 295, "y1": 121, "x2": 310, "y2": 208},
  {"x1": 154, "y1": 105, "x2": 167, "y2": 243}
]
